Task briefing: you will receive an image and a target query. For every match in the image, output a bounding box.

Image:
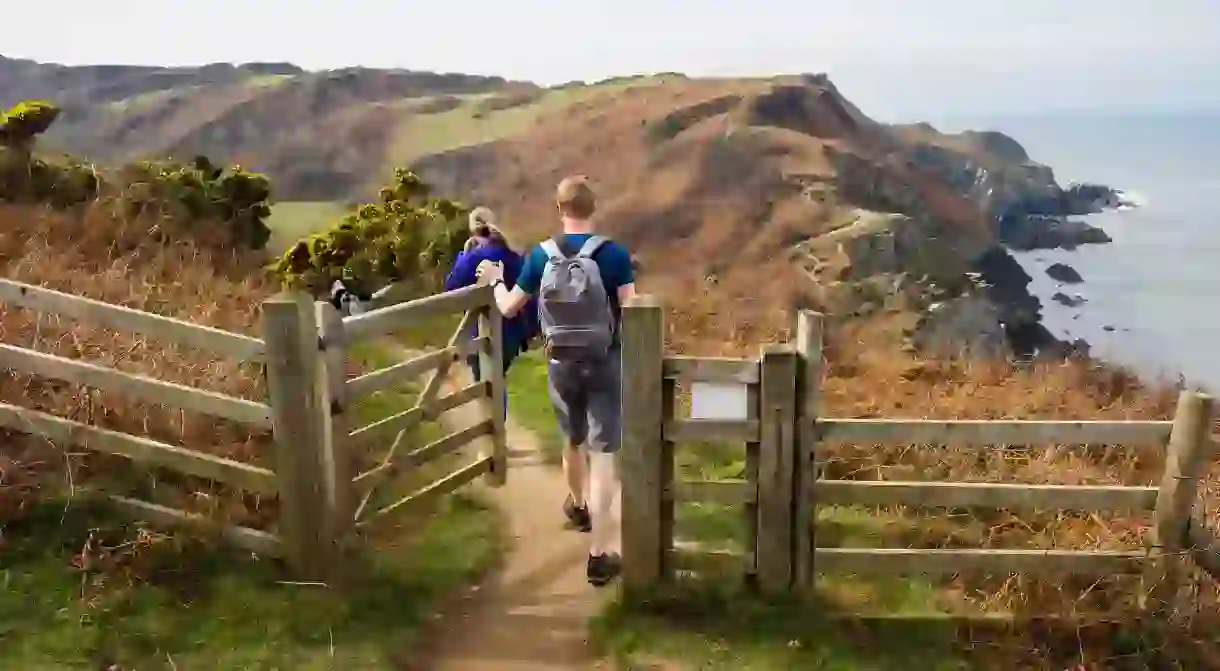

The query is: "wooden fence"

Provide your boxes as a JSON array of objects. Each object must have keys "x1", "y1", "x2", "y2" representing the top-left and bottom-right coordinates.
[
  {"x1": 0, "y1": 277, "x2": 506, "y2": 581},
  {"x1": 619, "y1": 295, "x2": 1220, "y2": 613}
]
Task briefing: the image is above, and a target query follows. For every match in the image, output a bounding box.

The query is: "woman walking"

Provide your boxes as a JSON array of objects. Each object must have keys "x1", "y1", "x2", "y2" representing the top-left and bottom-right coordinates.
[{"x1": 445, "y1": 207, "x2": 536, "y2": 389}]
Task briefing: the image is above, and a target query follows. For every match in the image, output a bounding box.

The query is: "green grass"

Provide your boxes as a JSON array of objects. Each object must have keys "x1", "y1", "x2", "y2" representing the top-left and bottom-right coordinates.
[
  {"x1": 1, "y1": 342, "x2": 501, "y2": 670},
  {"x1": 266, "y1": 200, "x2": 352, "y2": 250},
  {"x1": 505, "y1": 350, "x2": 565, "y2": 460},
  {"x1": 592, "y1": 582, "x2": 974, "y2": 671},
  {"x1": 1, "y1": 495, "x2": 497, "y2": 670},
  {"x1": 383, "y1": 80, "x2": 654, "y2": 171},
  {"x1": 588, "y1": 429, "x2": 983, "y2": 669}
]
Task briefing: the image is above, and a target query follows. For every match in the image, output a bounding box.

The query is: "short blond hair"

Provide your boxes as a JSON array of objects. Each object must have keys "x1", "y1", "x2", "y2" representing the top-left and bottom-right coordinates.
[{"x1": 556, "y1": 175, "x2": 596, "y2": 219}]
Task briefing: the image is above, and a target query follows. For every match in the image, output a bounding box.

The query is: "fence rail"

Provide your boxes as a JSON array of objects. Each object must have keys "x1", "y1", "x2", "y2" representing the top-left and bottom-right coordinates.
[
  {"x1": 816, "y1": 418, "x2": 1174, "y2": 446},
  {"x1": 341, "y1": 283, "x2": 490, "y2": 341},
  {"x1": 0, "y1": 277, "x2": 265, "y2": 361},
  {"x1": 0, "y1": 278, "x2": 288, "y2": 563},
  {"x1": 0, "y1": 402, "x2": 278, "y2": 494},
  {"x1": 620, "y1": 295, "x2": 1220, "y2": 615},
  {"x1": 0, "y1": 277, "x2": 510, "y2": 581},
  {"x1": 812, "y1": 480, "x2": 1160, "y2": 511}
]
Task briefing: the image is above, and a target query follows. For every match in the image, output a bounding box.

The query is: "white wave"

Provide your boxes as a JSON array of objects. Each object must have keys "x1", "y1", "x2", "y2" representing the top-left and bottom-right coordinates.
[{"x1": 1114, "y1": 189, "x2": 1146, "y2": 209}]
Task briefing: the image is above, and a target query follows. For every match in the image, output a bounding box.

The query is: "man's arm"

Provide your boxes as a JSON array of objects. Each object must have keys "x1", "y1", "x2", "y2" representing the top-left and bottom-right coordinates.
[
  {"x1": 614, "y1": 244, "x2": 638, "y2": 304},
  {"x1": 492, "y1": 282, "x2": 532, "y2": 318}
]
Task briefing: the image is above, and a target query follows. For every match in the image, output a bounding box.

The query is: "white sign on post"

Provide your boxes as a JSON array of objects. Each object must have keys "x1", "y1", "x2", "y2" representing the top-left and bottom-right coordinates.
[{"x1": 690, "y1": 381, "x2": 750, "y2": 420}]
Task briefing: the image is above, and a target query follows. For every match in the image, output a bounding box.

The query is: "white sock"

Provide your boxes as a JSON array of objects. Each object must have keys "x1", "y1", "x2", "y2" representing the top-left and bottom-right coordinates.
[{"x1": 588, "y1": 451, "x2": 620, "y2": 557}]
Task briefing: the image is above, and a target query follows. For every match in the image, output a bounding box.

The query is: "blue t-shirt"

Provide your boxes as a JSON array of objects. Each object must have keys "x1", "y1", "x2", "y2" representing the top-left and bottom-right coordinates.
[{"x1": 517, "y1": 234, "x2": 635, "y2": 322}]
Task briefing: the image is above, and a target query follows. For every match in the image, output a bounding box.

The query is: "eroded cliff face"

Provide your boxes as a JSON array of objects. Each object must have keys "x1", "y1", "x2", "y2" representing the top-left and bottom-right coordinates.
[
  {"x1": 803, "y1": 135, "x2": 1102, "y2": 359},
  {"x1": 890, "y1": 126, "x2": 1125, "y2": 251}
]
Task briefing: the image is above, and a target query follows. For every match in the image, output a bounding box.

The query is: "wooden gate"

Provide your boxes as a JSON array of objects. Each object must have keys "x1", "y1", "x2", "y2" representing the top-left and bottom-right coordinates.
[
  {"x1": 619, "y1": 294, "x2": 1220, "y2": 615},
  {"x1": 313, "y1": 283, "x2": 509, "y2": 549}
]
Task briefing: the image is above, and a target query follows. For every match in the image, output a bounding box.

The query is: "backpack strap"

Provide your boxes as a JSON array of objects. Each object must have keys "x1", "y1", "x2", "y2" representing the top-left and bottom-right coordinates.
[
  {"x1": 576, "y1": 235, "x2": 609, "y2": 259},
  {"x1": 540, "y1": 238, "x2": 567, "y2": 263}
]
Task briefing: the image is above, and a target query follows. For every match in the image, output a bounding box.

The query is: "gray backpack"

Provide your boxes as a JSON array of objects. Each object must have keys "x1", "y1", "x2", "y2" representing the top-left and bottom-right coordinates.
[{"x1": 538, "y1": 235, "x2": 616, "y2": 361}]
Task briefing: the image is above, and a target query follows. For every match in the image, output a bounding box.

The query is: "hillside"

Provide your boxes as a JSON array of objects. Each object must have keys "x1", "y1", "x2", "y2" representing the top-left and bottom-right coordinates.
[
  {"x1": 3, "y1": 57, "x2": 1204, "y2": 668},
  {"x1": 4, "y1": 55, "x2": 1123, "y2": 359},
  {"x1": 0, "y1": 55, "x2": 527, "y2": 200}
]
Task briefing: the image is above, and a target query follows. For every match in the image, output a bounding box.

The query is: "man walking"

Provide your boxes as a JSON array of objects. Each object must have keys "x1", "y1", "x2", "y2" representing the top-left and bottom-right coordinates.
[{"x1": 476, "y1": 175, "x2": 636, "y2": 586}]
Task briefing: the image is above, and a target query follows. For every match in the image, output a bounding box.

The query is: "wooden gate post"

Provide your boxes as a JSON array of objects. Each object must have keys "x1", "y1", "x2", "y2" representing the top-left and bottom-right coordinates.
[
  {"x1": 620, "y1": 295, "x2": 667, "y2": 589},
  {"x1": 757, "y1": 344, "x2": 799, "y2": 593},
  {"x1": 794, "y1": 311, "x2": 825, "y2": 591},
  {"x1": 479, "y1": 304, "x2": 508, "y2": 486},
  {"x1": 262, "y1": 291, "x2": 333, "y2": 580},
  {"x1": 1146, "y1": 390, "x2": 1215, "y2": 615},
  {"x1": 316, "y1": 302, "x2": 357, "y2": 555}
]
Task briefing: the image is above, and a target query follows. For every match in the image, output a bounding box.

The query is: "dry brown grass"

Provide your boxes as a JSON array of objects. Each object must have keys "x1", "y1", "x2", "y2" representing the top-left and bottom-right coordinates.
[
  {"x1": 677, "y1": 295, "x2": 1220, "y2": 629},
  {"x1": 0, "y1": 203, "x2": 278, "y2": 532}
]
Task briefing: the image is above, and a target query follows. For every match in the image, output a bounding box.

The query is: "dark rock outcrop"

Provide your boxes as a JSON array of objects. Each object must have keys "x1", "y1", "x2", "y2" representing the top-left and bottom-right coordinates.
[
  {"x1": 890, "y1": 127, "x2": 1129, "y2": 252},
  {"x1": 1000, "y1": 215, "x2": 1112, "y2": 251},
  {"x1": 971, "y1": 247, "x2": 1061, "y2": 358},
  {"x1": 1046, "y1": 263, "x2": 1084, "y2": 284},
  {"x1": 1051, "y1": 292, "x2": 1087, "y2": 307}
]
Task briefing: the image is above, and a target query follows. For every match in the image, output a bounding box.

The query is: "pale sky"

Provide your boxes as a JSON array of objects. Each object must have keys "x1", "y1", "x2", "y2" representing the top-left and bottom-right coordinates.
[{"x1": 7, "y1": 0, "x2": 1220, "y2": 119}]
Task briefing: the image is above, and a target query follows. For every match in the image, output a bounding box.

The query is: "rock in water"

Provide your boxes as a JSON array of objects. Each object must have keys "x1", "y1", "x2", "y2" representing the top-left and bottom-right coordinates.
[
  {"x1": 1046, "y1": 262, "x2": 1084, "y2": 284},
  {"x1": 999, "y1": 215, "x2": 1113, "y2": 251},
  {"x1": 1051, "y1": 292, "x2": 1086, "y2": 307}
]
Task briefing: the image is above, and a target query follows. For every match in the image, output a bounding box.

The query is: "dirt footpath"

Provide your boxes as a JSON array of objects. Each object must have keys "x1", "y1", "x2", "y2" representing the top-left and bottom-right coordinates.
[{"x1": 409, "y1": 369, "x2": 616, "y2": 671}]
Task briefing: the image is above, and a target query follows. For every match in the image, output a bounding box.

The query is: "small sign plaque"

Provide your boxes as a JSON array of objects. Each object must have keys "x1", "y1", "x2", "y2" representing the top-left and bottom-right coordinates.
[{"x1": 690, "y1": 382, "x2": 750, "y2": 420}]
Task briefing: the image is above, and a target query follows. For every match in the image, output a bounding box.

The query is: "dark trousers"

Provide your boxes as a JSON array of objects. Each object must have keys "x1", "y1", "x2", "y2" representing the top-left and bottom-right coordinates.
[{"x1": 468, "y1": 337, "x2": 519, "y2": 416}]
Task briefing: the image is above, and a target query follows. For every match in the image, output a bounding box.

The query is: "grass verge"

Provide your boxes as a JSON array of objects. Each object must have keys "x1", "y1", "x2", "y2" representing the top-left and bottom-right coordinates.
[
  {"x1": 506, "y1": 350, "x2": 565, "y2": 461},
  {"x1": 266, "y1": 200, "x2": 352, "y2": 249},
  {"x1": 591, "y1": 582, "x2": 975, "y2": 671},
  {"x1": 0, "y1": 343, "x2": 501, "y2": 670}
]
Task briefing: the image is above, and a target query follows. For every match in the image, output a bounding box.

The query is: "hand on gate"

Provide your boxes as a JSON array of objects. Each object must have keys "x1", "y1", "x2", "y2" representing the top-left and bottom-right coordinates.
[{"x1": 476, "y1": 260, "x2": 504, "y2": 284}]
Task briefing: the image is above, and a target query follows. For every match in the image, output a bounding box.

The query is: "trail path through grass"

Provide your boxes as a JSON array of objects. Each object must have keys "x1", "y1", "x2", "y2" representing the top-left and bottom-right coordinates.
[{"x1": 397, "y1": 346, "x2": 613, "y2": 670}]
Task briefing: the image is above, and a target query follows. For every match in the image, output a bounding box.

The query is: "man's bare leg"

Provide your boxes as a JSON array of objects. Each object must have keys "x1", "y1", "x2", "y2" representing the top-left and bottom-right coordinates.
[
  {"x1": 562, "y1": 442, "x2": 591, "y2": 531},
  {"x1": 587, "y1": 450, "x2": 618, "y2": 556}
]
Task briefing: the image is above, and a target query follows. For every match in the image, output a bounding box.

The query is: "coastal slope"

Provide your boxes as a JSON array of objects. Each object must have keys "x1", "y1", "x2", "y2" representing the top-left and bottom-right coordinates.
[{"x1": 3, "y1": 56, "x2": 1125, "y2": 356}]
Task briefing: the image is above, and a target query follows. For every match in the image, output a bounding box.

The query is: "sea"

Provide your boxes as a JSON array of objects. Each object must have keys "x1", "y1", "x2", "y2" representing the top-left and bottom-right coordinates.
[{"x1": 934, "y1": 111, "x2": 1220, "y2": 389}]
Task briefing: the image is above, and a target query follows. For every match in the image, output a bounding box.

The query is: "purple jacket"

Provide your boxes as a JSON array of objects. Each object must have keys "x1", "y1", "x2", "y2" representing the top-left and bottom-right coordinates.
[{"x1": 444, "y1": 241, "x2": 534, "y2": 348}]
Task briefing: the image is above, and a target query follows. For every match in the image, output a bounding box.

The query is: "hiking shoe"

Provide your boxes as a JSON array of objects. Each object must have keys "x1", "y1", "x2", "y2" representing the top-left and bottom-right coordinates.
[
  {"x1": 563, "y1": 495, "x2": 592, "y2": 533},
  {"x1": 587, "y1": 552, "x2": 622, "y2": 587}
]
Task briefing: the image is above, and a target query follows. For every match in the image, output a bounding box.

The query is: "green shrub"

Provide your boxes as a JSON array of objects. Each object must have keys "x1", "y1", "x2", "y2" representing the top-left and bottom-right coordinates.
[
  {"x1": 0, "y1": 101, "x2": 97, "y2": 207},
  {"x1": 1, "y1": 100, "x2": 274, "y2": 249},
  {"x1": 273, "y1": 169, "x2": 470, "y2": 297},
  {"x1": 0, "y1": 100, "x2": 60, "y2": 149},
  {"x1": 28, "y1": 156, "x2": 101, "y2": 208},
  {"x1": 117, "y1": 157, "x2": 273, "y2": 250}
]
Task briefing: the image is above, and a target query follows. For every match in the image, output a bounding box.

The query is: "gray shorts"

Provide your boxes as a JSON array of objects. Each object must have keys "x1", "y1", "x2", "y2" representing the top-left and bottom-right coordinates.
[{"x1": 547, "y1": 349, "x2": 622, "y2": 454}]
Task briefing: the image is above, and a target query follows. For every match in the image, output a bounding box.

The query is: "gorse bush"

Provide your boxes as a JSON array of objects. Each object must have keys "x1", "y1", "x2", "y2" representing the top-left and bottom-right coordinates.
[
  {"x1": 0, "y1": 100, "x2": 60, "y2": 148},
  {"x1": 118, "y1": 156, "x2": 273, "y2": 250},
  {"x1": 273, "y1": 168, "x2": 471, "y2": 297},
  {"x1": 0, "y1": 100, "x2": 102, "y2": 207},
  {"x1": 1, "y1": 100, "x2": 274, "y2": 249}
]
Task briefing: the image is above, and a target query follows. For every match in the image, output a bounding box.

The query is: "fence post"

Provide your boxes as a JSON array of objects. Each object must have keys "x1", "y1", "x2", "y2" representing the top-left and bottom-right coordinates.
[
  {"x1": 744, "y1": 382, "x2": 761, "y2": 581},
  {"x1": 757, "y1": 344, "x2": 799, "y2": 593},
  {"x1": 1146, "y1": 390, "x2": 1214, "y2": 615},
  {"x1": 479, "y1": 303, "x2": 508, "y2": 486},
  {"x1": 316, "y1": 302, "x2": 357, "y2": 555},
  {"x1": 620, "y1": 294, "x2": 667, "y2": 590},
  {"x1": 794, "y1": 311, "x2": 825, "y2": 591},
  {"x1": 261, "y1": 291, "x2": 332, "y2": 580}
]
